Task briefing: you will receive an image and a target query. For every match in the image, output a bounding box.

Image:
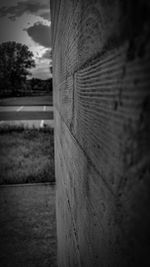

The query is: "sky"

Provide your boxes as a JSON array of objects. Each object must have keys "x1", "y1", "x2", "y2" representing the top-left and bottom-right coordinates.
[{"x1": 0, "y1": 0, "x2": 52, "y2": 80}]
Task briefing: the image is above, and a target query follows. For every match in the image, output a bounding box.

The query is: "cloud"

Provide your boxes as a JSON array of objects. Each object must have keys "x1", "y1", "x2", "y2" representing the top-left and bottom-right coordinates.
[
  {"x1": 41, "y1": 49, "x2": 52, "y2": 60},
  {"x1": 39, "y1": 11, "x2": 50, "y2": 21},
  {"x1": 32, "y1": 64, "x2": 51, "y2": 79},
  {"x1": 0, "y1": 0, "x2": 50, "y2": 21},
  {"x1": 25, "y1": 22, "x2": 51, "y2": 48}
]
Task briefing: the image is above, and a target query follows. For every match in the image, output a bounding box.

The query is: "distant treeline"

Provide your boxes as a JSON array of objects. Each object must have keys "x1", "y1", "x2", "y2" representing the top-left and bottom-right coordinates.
[
  {"x1": 25, "y1": 78, "x2": 53, "y2": 96},
  {"x1": 0, "y1": 78, "x2": 53, "y2": 98}
]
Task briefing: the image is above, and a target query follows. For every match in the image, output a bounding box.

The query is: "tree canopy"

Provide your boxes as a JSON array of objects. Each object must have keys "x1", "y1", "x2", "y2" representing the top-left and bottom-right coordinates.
[{"x1": 0, "y1": 41, "x2": 35, "y2": 96}]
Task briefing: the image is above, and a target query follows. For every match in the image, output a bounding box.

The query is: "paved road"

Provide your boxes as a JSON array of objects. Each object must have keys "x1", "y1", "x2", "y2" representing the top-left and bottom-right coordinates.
[
  {"x1": 0, "y1": 106, "x2": 54, "y2": 112},
  {"x1": 0, "y1": 106, "x2": 54, "y2": 128}
]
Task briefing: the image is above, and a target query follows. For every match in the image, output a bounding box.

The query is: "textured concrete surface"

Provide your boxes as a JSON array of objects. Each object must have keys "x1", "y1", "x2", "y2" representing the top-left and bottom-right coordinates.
[
  {"x1": 0, "y1": 184, "x2": 57, "y2": 267},
  {"x1": 51, "y1": 0, "x2": 150, "y2": 266}
]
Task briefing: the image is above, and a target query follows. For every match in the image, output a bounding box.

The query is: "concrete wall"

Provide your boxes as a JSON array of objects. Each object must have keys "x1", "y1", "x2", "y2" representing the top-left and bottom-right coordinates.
[{"x1": 50, "y1": 0, "x2": 150, "y2": 266}]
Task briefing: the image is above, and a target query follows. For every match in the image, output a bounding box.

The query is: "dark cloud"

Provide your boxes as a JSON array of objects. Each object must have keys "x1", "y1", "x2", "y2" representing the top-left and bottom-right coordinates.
[
  {"x1": 25, "y1": 22, "x2": 51, "y2": 48},
  {"x1": 0, "y1": 0, "x2": 50, "y2": 21}
]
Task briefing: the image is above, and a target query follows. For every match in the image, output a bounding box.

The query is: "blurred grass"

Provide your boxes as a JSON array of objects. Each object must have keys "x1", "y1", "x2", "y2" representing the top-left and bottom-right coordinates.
[{"x1": 0, "y1": 126, "x2": 55, "y2": 184}]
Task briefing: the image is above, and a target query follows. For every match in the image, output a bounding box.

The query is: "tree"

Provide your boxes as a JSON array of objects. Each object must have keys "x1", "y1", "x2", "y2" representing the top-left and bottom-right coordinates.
[{"x1": 0, "y1": 41, "x2": 35, "y2": 96}]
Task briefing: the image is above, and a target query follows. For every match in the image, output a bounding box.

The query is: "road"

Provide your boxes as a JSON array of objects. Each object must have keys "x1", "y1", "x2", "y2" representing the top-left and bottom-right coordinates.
[{"x1": 0, "y1": 105, "x2": 54, "y2": 128}]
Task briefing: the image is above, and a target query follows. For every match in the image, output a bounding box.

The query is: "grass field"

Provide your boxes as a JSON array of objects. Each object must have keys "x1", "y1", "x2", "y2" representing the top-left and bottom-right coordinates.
[
  {"x1": 0, "y1": 95, "x2": 53, "y2": 106},
  {"x1": 0, "y1": 184, "x2": 57, "y2": 267},
  {"x1": 0, "y1": 126, "x2": 55, "y2": 184}
]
